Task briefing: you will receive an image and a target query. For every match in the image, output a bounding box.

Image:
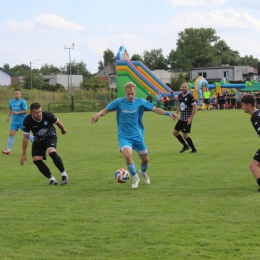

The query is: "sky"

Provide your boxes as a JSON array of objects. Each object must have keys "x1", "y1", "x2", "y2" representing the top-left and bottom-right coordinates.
[{"x1": 1, "y1": 0, "x2": 260, "y2": 73}]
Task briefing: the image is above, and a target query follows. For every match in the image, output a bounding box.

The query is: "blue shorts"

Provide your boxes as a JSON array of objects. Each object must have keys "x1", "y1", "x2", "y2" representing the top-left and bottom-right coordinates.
[
  {"x1": 119, "y1": 138, "x2": 147, "y2": 154},
  {"x1": 10, "y1": 122, "x2": 23, "y2": 131}
]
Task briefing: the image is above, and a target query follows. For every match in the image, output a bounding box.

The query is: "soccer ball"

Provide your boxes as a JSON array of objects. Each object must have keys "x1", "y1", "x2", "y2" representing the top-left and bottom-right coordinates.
[{"x1": 114, "y1": 168, "x2": 130, "y2": 183}]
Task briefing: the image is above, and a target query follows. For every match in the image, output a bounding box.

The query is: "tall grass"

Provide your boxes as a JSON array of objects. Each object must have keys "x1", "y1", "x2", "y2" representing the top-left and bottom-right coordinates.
[
  {"x1": 0, "y1": 87, "x2": 117, "y2": 113},
  {"x1": 0, "y1": 109, "x2": 260, "y2": 259}
]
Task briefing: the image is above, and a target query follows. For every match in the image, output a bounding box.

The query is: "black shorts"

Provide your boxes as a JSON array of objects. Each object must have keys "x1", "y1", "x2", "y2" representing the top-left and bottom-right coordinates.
[
  {"x1": 204, "y1": 99, "x2": 209, "y2": 104},
  {"x1": 253, "y1": 149, "x2": 260, "y2": 163},
  {"x1": 174, "y1": 119, "x2": 192, "y2": 133},
  {"x1": 32, "y1": 136, "x2": 57, "y2": 157}
]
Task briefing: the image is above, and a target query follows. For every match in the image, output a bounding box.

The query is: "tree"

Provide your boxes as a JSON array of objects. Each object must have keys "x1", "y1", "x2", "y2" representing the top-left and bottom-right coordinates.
[
  {"x1": 22, "y1": 72, "x2": 45, "y2": 90},
  {"x1": 39, "y1": 64, "x2": 61, "y2": 75},
  {"x1": 143, "y1": 48, "x2": 168, "y2": 70},
  {"x1": 98, "y1": 49, "x2": 116, "y2": 71},
  {"x1": 167, "y1": 49, "x2": 191, "y2": 70},
  {"x1": 239, "y1": 55, "x2": 259, "y2": 68},
  {"x1": 131, "y1": 54, "x2": 144, "y2": 63},
  {"x1": 214, "y1": 40, "x2": 240, "y2": 65},
  {"x1": 171, "y1": 28, "x2": 220, "y2": 69}
]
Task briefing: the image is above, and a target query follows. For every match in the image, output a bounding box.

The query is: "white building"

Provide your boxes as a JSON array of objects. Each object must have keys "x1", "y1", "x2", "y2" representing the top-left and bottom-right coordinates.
[
  {"x1": 43, "y1": 74, "x2": 83, "y2": 89},
  {"x1": 0, "y1": 67, "x2": 12, "y2": 86}
]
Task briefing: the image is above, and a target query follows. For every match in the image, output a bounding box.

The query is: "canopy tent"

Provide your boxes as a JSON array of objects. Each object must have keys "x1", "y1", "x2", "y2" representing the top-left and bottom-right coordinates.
[{"x1": 239, "y1": 82, "x2": 260, "y2": 92}]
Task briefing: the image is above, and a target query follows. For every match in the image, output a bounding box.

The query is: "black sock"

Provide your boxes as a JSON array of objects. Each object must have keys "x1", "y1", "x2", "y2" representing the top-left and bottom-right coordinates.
[
  {"x1": 49, "y1": 152, "x2": 65, "y2": 172},
  {"x1": 176, "y1": 134, "x2": 188, "y2": 147},
  {"x1": 257, "y1": 178, "x2": 260, "y2": 187},
  {"x1": 185, "y1": 137, "x2": 196, "y2": 150},
  {"x1": 33, "y1": 160, "x2": 52, "y2": 179}
]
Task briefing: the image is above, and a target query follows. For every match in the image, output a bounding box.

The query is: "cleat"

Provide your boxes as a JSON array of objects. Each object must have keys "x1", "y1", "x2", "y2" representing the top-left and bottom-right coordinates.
[
  {"x1": 61, "y1": 175, "x2": 69, "y2": 185},
  {"x1": 190, "y1": 149, "x2": 198, "y2": 154},
  {"x1": 2, "y1": 149, "x2": 11, "y2": 155},
  {"x1": 131, "y1": 176, "x2": 140, "y2": 189},
  {"x1": 180, "y1": 146, "x2": 189, "y2": 153},
  {"x1": 139, "y1": 170, "x2": 150, "y2": 184},
  {"x1": 256, "y1": 188, "x2": 260, "y2": 193},
  {"x1": 49, "y1": 180, "x2": 58, "y2": 186}
]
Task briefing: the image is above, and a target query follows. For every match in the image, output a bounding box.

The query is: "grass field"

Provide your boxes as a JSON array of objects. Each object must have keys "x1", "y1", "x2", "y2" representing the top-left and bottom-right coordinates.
[{"x1": 0, "y1": 109, "x2": 260, "y2": 260}]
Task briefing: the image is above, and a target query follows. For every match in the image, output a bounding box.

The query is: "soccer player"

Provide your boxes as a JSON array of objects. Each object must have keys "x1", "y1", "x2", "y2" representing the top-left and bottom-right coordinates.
[
  {"x1": 20, "y1": 102, "x2": 69, "y2": 186},
  {"x1": 91, "y1": 82, "x2": 176, "y2": 189},
  {"x1": 173, "y1": 82, "x2": 198, "y2": 153},
  {"x1": 2, "y1": 89, "x2": 34, "y2": 155},
  {"x1": 241, "y1": 94, "x2": 260, "y2": 192}
]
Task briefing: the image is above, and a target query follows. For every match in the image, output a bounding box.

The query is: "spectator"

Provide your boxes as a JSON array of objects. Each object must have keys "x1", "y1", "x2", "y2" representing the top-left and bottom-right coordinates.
[
  {"x1": 146, "y1": 92, "x2": 153, "y2": 103},
  {"x1": 168, "y1": 91, "x2": 175, "y2": 110},
  {"x1": 156, "y1": 92, "x2": 162, "y2": 108},
  {"x1": 162, "y1": 93, "x2": 169, "y2": 110}
]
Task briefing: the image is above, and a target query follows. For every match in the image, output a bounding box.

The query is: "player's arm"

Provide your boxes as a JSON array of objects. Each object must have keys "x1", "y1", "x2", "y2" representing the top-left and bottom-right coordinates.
[
  {"x1": 56, "y1": 119, "x2": 67, "y2": 135},
  {"x1": 92, "y1": 108, "x2": 109, "y2": 124},
  {"x1": 20, "y1": 133, "x2": 29, "y2": 165},
  {"x1": 6, "y1": 109, "x2": 12, "y2": 122},
  {"x1": 12, "y1": 109, "x2": 27, "y2": 115},
  {"x1": 187, "y1": 103, "x2": 198, "y2": 125},
  {"x1": 152, "y1": 107, "x2": 177, "y2": 120}
]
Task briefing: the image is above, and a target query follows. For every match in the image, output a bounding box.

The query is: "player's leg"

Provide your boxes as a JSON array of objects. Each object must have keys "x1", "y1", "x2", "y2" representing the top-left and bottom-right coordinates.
[
  {"x1": 46, "y1": 137, "x2": 68, "y2": 185},
  {"x1": 250, "y1": 150, "x2": 260, "y2": 191},
  {"x1": 32, "y1": 143, "x2": 58, "y2": 185},
  {"x1": 120, "y1": 139, "x2": 139, "y2": 188},
  {"x1": 2, "y1": 128, "x2": 17, "y2": 155},
  {"x1": 174, "y1": 120, "x2": 189, "y2": 152},
  {"x1": 135, "y1": 140, "x2": 150, "y2": 184},
  {"x1": 183, "y1": 124, "x2": 197, "y2": 153}
]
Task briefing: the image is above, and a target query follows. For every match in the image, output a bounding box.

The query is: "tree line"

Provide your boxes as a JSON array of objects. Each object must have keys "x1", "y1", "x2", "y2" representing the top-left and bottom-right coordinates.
[{"x1": 2, "y1": 28, "x2": 259, "y2": 91}]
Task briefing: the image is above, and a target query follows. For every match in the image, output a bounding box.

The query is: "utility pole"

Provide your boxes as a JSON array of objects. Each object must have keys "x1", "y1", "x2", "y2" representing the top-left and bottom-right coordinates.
[
  {"x1": 30, "y1": 59, "x2": 40, "y2": 90},
  {"x1": 65, "y1": 43, "x2": 74, "y2": 111}
]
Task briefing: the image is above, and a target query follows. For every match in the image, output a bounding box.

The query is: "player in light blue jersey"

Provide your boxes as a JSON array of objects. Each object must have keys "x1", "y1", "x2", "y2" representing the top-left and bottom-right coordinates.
[
  {"x1": 2, "y1": 89, "x2": 34, "y2": 155},
  {"x1": 92, "y1": 82, "x2": 176, "y2": 189}
]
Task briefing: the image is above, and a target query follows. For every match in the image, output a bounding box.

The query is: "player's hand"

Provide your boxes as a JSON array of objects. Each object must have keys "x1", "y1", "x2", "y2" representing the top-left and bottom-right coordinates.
[
  {"x1": 61, "y1": 128, "x2": 67, "y2": 135},
  {"x1": 20, "y1": 156, "x2": 27, "y2": 165},
  {"x1": 187, "y1": 117, "x2": 192, "y2": 125},
  {"x1": 6, "y1": 118, "x2": 10, "y2": 122},
  {"x1": 171, "y1": 113, "x2": 178, "y2": 120},
  {"x1": 92, "y1": 115, "x2": 99, "y2": 124}
]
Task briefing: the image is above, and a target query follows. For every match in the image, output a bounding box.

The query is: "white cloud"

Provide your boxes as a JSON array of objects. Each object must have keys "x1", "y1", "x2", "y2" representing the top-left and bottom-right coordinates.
[
  {"x1": 166, "y1": 9, "x2": 260, "y2": 31},
  {"x1": 7, "y1": 20, "x2": 35, "y2": 31},
  {"x1": 166, "y1": 0, "x2": 226, "y2": 7},
  {"x1": 33, "y1": 14, "x2": 84, "y2": 31},
  {"x1": 6, "y1": 14, "x2": 83, "y2": 31}
]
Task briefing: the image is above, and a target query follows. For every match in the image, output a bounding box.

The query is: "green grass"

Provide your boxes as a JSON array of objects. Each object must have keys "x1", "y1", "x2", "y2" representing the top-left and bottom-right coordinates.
[{"x1": 0, "y1": 109, "x2": 259, "y2": 259}]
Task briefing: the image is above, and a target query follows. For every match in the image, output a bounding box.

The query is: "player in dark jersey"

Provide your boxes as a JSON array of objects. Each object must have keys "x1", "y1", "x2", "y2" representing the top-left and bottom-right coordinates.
[
  {"x1": 173, "y1": 82, "x2": 198, "y2": 153},
  {"x1": 20, "y1": 102, "x2": 69, "y2": 186},
  {"x1": 241, "y1": 94, "x2": 260, "y2": 192}
]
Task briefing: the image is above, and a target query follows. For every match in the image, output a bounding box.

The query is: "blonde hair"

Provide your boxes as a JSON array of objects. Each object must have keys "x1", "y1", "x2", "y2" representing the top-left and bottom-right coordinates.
[{"x1": 124, "y1": 82, "x2": 136, "y2": 90}]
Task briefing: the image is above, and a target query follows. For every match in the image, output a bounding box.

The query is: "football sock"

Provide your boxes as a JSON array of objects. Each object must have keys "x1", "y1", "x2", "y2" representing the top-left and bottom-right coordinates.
[
  {"x1": 29, "y1": 134, "x2": 34, "y2": 143},
  {"x1": 7, "y1": 136, "x2": 14, "y2": 150},
  {"x1": 127, "y1": 162, "x2": 137, "y2": 176},
  {"x1": 141, "y1": 164, "x2": 148, "y2": 173},
  {"x1": 257, "y1": 178, "x2": 260, "y2": 187},
  {"x1": 49, "y1": 152, "x2": 65, "y2": 172},
  {"x1": 33, "y1": 160, "x2": 52, "y2": 179},
  {"x1": 176, "y1": 134, "x2": 188, "y2": 147},
  {"x1": 185, "y1": 137, "x2": 195, "y2": 150},
  {"x1": 61, "y1": 171, "x2": 67, "y2": 177}
]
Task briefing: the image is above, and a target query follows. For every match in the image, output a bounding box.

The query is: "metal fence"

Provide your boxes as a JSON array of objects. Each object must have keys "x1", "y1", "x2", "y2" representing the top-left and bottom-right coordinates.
[{"x1": 47, "y1": 101, "x2": 109, "y2": 113}]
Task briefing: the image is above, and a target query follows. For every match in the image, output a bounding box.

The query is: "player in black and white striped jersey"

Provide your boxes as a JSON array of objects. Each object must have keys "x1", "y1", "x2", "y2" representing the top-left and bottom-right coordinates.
[{"x1": 173, "y1": 82, "x2": 198, "y2": 153}]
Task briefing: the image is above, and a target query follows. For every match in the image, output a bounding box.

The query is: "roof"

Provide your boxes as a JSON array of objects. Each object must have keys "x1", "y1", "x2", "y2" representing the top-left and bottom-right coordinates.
[
  {"x1": 0, "y1": 67, "x2": 12, "y2": 76},
  {"x1": 239, "y1": 82, "x2": 260, "y2": 92}
]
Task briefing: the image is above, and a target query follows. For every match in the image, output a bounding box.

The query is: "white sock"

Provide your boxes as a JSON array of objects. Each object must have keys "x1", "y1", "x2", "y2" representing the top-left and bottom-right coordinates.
[
  {"x1": 61, "y1": 171, "x2": 67, "y2": 176},
  {"x1": 133, "y1": 174, "x2": 139, "y2": 179},
  {"x1": 49, "y1": 176, "x2": 56, "y2": 181}
]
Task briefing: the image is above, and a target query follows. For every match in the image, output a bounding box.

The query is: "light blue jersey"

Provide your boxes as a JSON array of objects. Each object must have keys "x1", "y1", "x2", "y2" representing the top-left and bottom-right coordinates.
[
  {"x1": 9, "y1": 98, "x2": 27, "y2": 126},
  {"x1": 107, "y1": 97, "x2": 154, "y2": 141}
]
